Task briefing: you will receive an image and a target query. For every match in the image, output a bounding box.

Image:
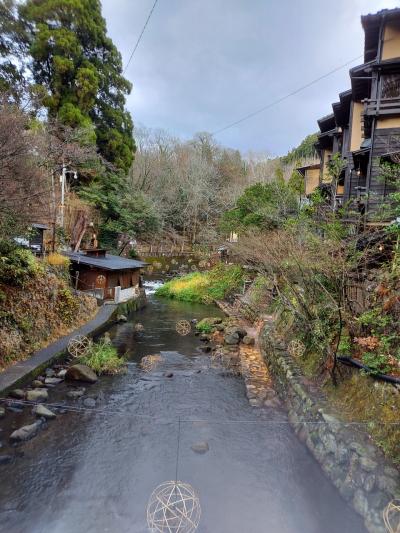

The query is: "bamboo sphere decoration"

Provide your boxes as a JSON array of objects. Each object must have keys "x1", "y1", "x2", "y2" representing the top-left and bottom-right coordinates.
[
  {"x1": 383, "y1": 500, "x2": 400, "y2": 533},
  {"x1": 175, "y1": 320, "x2": 191, "y2": 336},
  {"x1": 288, "y1": 339, "x2": 306, "y2": 358},
  {"x1": 67, "y1": 335, "x2": 92, "y2": 358},
  {"x1": 147, "y1": 481, "x2": 201, "y2": 533},
  {"x1": 140, "y1": 354, "x2": 163, "y2": 372}
]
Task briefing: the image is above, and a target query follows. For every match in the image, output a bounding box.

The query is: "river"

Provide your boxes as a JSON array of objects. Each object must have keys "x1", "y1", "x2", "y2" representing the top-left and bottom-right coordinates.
[{"x1": 0, "y1": 281, "x2": 366, "y2": 532}]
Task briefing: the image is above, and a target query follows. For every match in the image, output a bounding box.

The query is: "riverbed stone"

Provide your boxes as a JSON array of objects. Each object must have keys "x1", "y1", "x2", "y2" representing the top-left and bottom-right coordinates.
[
  {"x1": 45, "y1": 377, "x2": 63, "y2": 386},
  {"x1": 242, "y1": 335, "x2": 255, "y2": 345},
  {"x1": 32, "y1": 380, "x2": 45, "y2": 388},
  {"x1": 45, "y1": 369, "x2": 55, "y2": 378},
  {"x1": 164, "y1": 372, "x2": 174, "y2": 378},
  {"x1": 226, "y1": 326, "x2": 247, "y2": 339},
  {"x1": 66, "y1": 388, "x2": 85, "y2": 399},
  {"x1": 359, "y1": 456, "x2": 378, "y2": 473},
  {"x1": 10, "y1": 421, "x2": 42, "y2": 442},
  {"x1": 224, "y1": 332, "x2": 240, "y2": 345},
  {"x1": 0, "y1": 407, "x2": 5, "y2": 418},
  {"x1": 199, "y1": 333, "x2": 211, "y2": 342},
  {"x1": 353, "y1": 489, "x2": 369, "y2": 517},
  {"x1": 0, "y1": 455, "x2": 13, "y2": 465},
  {"x1": 66, "y1": 364, "x2": 98, "y2": 384},
  {"x1": 117, "y1": 314, "x2": 127, "y2": 322},
  {"x1": 26, "y1": 389, "x2": 48, "y2": 402},
  {"x1": 376, "y1": 474, "x2": 398, "y2": 493},
  {"x1": 33, "y1": 404, "x2": 56, "y2": 419},
  {"x1": 200, "y1": 345, "x2": 211, "y2": 353},
  {"x1": 83, "y1": 397, "x2": 96, "y2": 408},
  {"x1": 9, "y1": 389, "x2": 25, "y2": 400},
  {"x1": 57, "y1": 369, "x2": 67, "y2": 378},
  {"x1": 191, "y1": 441, "x2": 209, "y2": 454}
]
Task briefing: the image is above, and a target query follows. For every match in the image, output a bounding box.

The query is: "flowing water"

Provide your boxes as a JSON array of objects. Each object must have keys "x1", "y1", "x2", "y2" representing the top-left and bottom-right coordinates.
[{"x1": 0, "y1": 281, "x2": 366, "y2": 532}]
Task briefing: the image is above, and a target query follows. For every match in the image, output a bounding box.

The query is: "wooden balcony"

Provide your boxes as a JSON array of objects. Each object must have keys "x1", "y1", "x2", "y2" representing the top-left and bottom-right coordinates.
[{"x1": 363, "y1": 97, "x2": 400, "y2": 117}]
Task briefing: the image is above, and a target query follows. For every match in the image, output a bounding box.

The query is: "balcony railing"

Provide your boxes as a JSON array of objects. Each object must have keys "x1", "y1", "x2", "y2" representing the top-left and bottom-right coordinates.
[{"x1": 363, "y1": 97, "x2": 400, "y2": 117}]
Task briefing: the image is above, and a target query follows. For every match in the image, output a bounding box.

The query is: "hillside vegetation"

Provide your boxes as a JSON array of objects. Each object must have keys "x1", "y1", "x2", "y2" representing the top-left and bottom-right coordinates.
[{"x1": 0, "y1": 250, "x2": 97, "y2": 369}]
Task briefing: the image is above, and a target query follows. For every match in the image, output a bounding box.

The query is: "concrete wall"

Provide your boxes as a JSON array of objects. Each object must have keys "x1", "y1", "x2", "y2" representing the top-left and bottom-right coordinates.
[{"x1": 259, "y1": 322, "x2": 400, "y2": 533}]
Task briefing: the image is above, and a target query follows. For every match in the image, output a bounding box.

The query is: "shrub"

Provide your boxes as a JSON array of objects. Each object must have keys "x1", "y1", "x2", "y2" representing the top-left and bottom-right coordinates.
[
  {"x1": 0, "y1": 239, "x2": 38, "y2": 286},
  {"x1": 79, "y1": 340, "x2": 125, "y2": 375}
]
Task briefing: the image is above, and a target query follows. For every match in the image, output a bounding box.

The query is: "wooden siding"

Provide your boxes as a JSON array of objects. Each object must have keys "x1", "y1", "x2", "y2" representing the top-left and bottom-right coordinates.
[{"x1": 366, "y1": 127, "x2": 400, "y2": 218}]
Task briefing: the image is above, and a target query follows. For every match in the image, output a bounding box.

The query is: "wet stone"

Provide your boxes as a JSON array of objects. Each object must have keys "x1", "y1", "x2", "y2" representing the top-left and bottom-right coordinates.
[
  {"x1": 10, "y1": 421, "x2": 42, "y2": 442},
  {"x1": 0, "y1": 407, "x2": 5, "y2": 418},
  {"x1": 33, "y1": 404, "x2": 56, "y2": 420},
  {"x1": 66, "y1": 364, "x2": 98, "y2": 384},
  {"x1": 26, "y1": 389, "x2": 48, "y2": 402},
  {"x1": 6, "y1": 405, "x2": 24, "y2": 413},
  {"x1": 164, "y1": 372, "x2": 174, "y2": 378},
  {"x1": 45, "y1": 377, "x2": 63, "y2": 386},
  {"x1": 83, "y1": 398, "x2": 96, "y2": 408},
  {"x1": 191, "y1": 441, "x2": 209, "y2": 454},
  {"x1": 9, "y1": 389, "x2": 25, "y2": 400},
  {"x1": 0, "y1": 455, "x2": 13, "y2": 465},
  {"x1": 66, "y1": 388, "x2": 85, "y2": 400},
  {"x1": 32, "y1": 380, "x2": 45, "y2": 388}
]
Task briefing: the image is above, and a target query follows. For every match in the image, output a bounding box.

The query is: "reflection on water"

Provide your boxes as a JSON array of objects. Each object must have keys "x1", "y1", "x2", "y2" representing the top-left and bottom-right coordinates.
[{"x1": 0, "y1": 294, "x2": 366, "y2": 533}]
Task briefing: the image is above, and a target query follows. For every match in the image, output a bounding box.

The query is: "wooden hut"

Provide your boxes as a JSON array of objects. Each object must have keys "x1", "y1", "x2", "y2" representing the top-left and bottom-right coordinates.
[{"x1": 64, "y1": 249, "x2": 147, "y2": 303}]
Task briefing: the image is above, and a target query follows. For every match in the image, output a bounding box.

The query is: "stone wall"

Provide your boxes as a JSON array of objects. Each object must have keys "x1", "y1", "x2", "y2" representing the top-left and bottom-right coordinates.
[{"x1": 259, "y1": 320, "x2": 400, "y2": 533}]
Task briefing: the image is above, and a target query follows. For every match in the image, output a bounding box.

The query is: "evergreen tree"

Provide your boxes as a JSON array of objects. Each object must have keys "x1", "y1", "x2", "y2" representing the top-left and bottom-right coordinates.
[{"x1": 19, "y1": 0, "x2": 135, "y2": 171}]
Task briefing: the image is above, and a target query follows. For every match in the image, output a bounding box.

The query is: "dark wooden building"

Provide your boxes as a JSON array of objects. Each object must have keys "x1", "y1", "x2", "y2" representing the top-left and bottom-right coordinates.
[
  {"x1": 298, "y1": 8, "x2": 400, "y2": 225},
  {"x1": 64, "y1": 249, "x2": 147, "y2": 303}
]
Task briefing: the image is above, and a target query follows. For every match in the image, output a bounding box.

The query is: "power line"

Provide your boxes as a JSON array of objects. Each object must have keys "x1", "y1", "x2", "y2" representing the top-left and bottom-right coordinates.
[
  {"x1": 211, "y1": 54, "x2": 364, "y2": 136},
  {"x1": 123, "y1": 0, "x2": 159, "y2": 74}
]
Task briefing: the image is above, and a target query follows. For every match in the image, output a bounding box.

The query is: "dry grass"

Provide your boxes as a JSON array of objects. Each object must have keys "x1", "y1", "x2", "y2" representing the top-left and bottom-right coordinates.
[{"x1": 329, "y1": 372, "x2": 400, "y2": 464}]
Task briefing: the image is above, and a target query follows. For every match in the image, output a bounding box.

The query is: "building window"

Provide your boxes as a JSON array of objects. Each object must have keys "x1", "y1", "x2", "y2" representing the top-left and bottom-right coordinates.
[{"x1": 381, "y1": 73, "x2": 400, "y2": 98}]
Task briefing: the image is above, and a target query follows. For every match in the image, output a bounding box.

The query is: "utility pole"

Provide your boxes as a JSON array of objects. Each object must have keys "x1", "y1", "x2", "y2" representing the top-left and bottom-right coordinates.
[{"x1": 59, "y1": 166, "x2": 78, "y2": 229}]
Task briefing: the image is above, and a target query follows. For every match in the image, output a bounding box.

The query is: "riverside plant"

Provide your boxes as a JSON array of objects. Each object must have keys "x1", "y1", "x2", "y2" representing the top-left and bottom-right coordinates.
[
  {"x1": 155, "y1": 264, "x2": 244, "y2": 303},
  {"x1": 78, "y1": 341, "x2": 126, "y2": 375}
]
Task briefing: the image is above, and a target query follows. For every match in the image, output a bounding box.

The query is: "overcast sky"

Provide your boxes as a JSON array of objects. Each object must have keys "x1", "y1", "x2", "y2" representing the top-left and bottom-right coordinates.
[{"x1": 102, "y1": 0, "x2": 398, "y2": 156}]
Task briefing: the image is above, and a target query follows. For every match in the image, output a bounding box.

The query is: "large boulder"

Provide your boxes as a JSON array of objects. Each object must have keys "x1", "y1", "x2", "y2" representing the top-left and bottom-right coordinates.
[
  {"x1": 224, "y1": 332, "x2": 240, "y2": 345},
  {"x1": 10, "y1": 421, "x2": 42, "y2": 442},
  {"x1": 66, "y1": 364, "x2": 98, "y2": 383},
  {"x1": 26, "y1": 389, "x2": 48, "y2": 402},
  {"x1": 226, "y1": 325, "x2": 247, "y2": 339}
]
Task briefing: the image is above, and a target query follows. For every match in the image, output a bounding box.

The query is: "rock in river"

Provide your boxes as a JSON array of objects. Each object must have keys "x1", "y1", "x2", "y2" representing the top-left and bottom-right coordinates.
[
  {"x1": 10, "y1": 421, "x2": 42, "y2": 442},
  {"x1": 191, "y1": 441, "x2": 209, "y2": 454},
  {"x1": 45, "y1": 377, "x2": 63, "y2": 386},
  {"x1": 83, "y1": 397, "x2": 96, "y2": 408},
  {"x1": 0, "y1": 407, "x2": 5, "y2": 418},
  {"x1": 26, "y1": 389, "x2": 48, "y2": 402},
  {"x1": 66, "y1": 364, "x2": 98, "y2": 384},
  {"x1": 32, "y1": 380, "x2": 45, "y2": 388},
  {"x1": 9, "y1": 389, "x2": 25, "y2": 400},
  {"x1": 0, "y1": 455, "x2": 13, "y2": 465},
  {"x1": 33, "y1": 404, "x2": 56, "y2": 419},
  {"x1": 67, "y1": 388, "x2": 86, "y2": 399},
  {"x1": 224, "y1": 332, "x2": 240, "y2": 345}
]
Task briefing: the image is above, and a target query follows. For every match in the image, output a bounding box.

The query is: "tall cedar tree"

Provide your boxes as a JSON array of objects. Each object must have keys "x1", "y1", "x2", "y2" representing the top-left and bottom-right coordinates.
[
  {"x1": 19, "y1": 0, "x2": 135, "y2": 172},
  {"x1": 0, "y1": 0, "x2": 27, "y2": 97}
]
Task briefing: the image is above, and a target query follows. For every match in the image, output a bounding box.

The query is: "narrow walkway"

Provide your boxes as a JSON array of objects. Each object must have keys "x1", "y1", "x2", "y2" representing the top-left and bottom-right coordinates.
[{"x1": 0, "y1": 304, "x2": 117, "y2": 393}]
